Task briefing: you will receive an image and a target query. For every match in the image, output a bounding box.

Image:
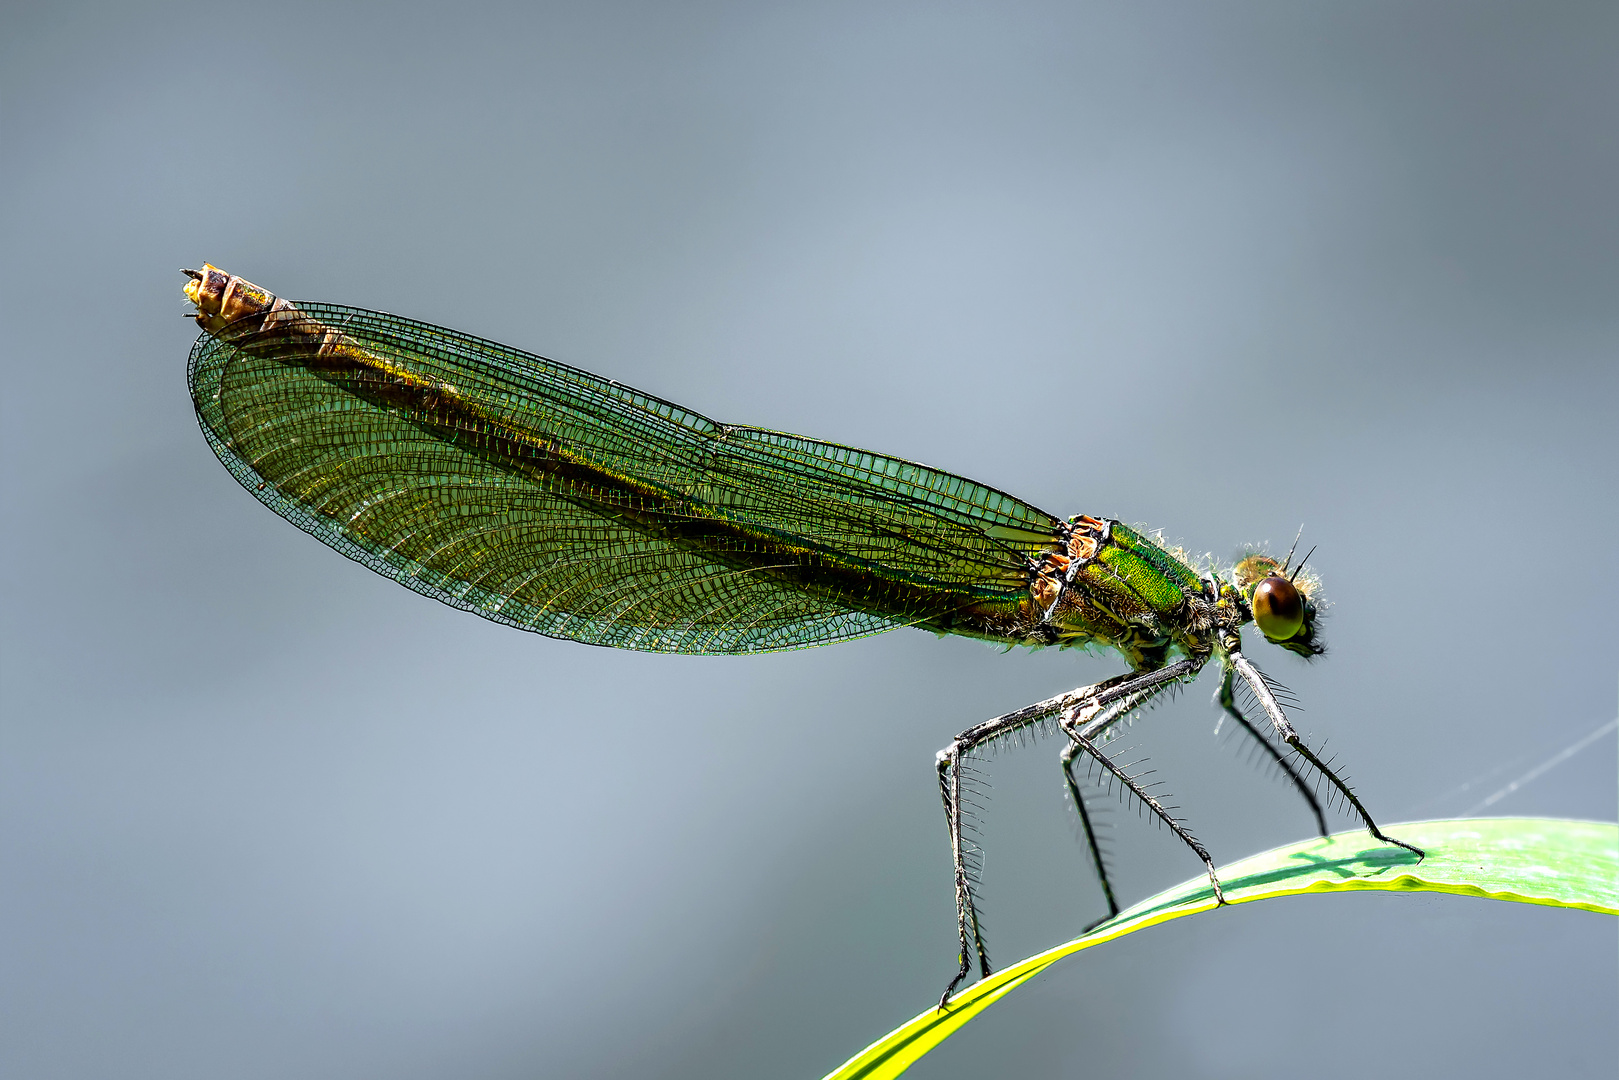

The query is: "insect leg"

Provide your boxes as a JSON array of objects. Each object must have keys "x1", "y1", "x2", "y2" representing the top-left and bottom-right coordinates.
[
  {"x1": 935, "y1": 670, "x2": 1149, "y2": 1008},
  {"x1": 935, "y1": 657, "x2": 1203, "y2": 1007},
  {"x1": 1230, "y1": 651, "x2": 1425, "y2": 859},
  {"x1": 1056, "y1": 663, "x2": 1226, "y2": 912},
  {"x1": 1216, "y1": 665, "x2": 1329, "y2": 837},
  {"x1": 1059, "y1": 739, "x2": 1120, "y2": 924},
  {"x1": 1056, "y1": 670, "x2": 1189, "y2": 928},
  {"x1": 1059, "y1": 723, "x2": 1224, "y2": 906}
]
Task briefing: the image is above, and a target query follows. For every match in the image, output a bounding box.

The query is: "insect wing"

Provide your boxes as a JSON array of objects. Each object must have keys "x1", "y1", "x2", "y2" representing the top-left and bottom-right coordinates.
[{"x1": 188, "y1": 303, "x2": 1060, "y2": 653}]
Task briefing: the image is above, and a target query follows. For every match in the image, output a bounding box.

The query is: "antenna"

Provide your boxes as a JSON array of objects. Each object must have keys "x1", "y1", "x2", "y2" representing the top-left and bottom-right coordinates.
[
  {"x1": 1280, "y1": 525, "x2": 1304, "y2": 575},
  {"x1": 1289, "y1": 545, "x2": 1317, "y2": 582}
]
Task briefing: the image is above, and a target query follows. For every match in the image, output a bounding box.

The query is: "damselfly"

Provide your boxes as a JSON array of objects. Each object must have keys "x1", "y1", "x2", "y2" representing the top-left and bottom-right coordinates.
[{"x1": 183, "y1": 264, "x2": 1422, "y2": 1005}]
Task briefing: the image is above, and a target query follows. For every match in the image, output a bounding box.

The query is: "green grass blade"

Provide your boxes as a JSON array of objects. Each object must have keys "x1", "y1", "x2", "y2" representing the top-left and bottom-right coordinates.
[{"x1": 823, "y1": 817, "x2": 1618, "y2": 1080}]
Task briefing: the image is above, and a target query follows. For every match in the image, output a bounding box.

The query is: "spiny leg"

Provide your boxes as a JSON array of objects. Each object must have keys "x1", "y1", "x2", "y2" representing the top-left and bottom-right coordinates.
[
  {"x1": 935, "y1": 658, "x2": 1203, "y2": 1008},
  {"x1": 935, "y1": 670, "x2": 1142, "y2": 1007},
  {"x1": 1230, "y1": 651, "x2": 1424, "y2": 859},
  {"x1": 936, "y1": 742, "x2": 990, "y2": 1006},
  {"x1": 1056, "y1": 672, "x2": 1186, "y2": 928},
  {"x1": 1059, "y1": 740, "x2": 1119, "y2": 924},
  {"x1": 1059, "y1": 697, "x2": 1227, "y2": 915},
  {"x1": 1216, "y1": 666, "x2": 1329, "y2": 837}
]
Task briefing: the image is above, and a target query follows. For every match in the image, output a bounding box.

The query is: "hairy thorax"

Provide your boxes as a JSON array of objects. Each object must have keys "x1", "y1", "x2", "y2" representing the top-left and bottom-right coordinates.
[{"x1": 924, "y1": 516, "x2": 1240, "y2": 670}]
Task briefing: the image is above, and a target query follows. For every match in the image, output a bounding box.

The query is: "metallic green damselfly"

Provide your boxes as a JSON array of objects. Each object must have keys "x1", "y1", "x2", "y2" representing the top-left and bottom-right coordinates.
[{"x1": 183, "y1": 265, "x2": 1422, "y2": 1005}]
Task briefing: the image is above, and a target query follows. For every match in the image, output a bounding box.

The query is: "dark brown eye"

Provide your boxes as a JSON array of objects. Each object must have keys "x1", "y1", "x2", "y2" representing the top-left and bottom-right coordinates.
[{"x1": 1252, "y1": 575, "x2": 1304, "y2": 641}]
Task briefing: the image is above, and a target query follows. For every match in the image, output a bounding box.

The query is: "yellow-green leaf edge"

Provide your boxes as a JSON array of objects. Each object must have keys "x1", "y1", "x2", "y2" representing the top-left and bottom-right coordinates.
[{"x1": 823, "y1": 817, "x2": 1618, "y2": 1080}]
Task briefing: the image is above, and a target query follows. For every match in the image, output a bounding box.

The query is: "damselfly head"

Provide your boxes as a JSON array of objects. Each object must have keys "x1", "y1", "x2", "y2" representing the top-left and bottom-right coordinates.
[{"x1": 1232, "y1": 553, "x2": 1324, "y2": 657}]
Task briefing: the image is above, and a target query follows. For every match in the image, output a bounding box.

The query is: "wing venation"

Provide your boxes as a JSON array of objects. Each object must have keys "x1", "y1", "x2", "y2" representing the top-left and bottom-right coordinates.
[{"x1": 187, "y1": 302, "x2": 1063, "y2": 653}]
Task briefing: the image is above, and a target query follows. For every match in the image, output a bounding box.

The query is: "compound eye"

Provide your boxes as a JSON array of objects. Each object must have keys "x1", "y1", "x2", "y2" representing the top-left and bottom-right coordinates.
[{"x1": 1252, "y1": 576, "x2": 1304, "y2": 641}]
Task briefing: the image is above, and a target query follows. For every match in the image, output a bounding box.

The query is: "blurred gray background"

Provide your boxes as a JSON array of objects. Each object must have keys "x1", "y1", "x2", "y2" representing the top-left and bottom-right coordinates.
[{"x1": 3, "y1": 2, "x2": 1615, "y2": 1077}]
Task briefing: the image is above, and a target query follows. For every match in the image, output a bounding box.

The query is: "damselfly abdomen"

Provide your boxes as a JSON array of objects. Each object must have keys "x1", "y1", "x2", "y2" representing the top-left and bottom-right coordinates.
[{"x1": 183, "y1": 264, "x2": 1421, "y2": 1005}]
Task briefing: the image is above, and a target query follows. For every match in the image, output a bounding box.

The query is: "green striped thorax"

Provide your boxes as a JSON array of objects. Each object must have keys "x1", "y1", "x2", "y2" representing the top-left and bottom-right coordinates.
[{"x1": 1031, "y1": 517, "x2": 1324, "y2": 668}]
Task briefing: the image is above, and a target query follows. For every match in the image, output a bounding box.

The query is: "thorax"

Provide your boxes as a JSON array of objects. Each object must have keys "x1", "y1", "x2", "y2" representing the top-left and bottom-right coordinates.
[{"x1": 1032, "y1": 517, "x2": 1231, "y2": 668}]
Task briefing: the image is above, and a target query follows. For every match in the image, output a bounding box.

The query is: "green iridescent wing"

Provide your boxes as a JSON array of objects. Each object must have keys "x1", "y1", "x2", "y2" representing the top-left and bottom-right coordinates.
[{"x1": 189, "y1": 302, "x2": 1061, "y2": 653}]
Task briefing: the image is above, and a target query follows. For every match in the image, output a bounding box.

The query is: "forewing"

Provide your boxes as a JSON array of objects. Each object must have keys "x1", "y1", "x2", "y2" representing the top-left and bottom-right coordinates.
[{"x1": 188, "y1": 303, "x2": 1060, "y2": 653}]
